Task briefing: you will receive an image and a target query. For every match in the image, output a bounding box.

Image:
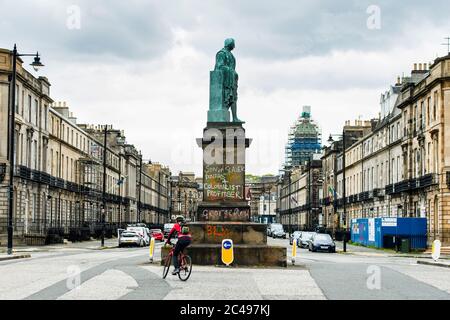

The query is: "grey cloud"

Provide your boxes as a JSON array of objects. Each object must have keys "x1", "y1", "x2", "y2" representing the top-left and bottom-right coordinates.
[{"x1": 2, "y1": 0, "x2": 450, "y2": 63}]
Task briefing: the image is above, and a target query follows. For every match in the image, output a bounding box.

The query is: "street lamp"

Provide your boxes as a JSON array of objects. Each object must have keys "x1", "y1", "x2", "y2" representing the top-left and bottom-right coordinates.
[{"x1": 7, "y1": 45, "x2": 44, "y2": 255}]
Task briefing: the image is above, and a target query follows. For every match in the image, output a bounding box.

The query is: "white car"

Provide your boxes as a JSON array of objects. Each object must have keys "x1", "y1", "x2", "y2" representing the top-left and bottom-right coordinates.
[
  {"x1": 118, "y1": 231, "x2": 144, "y2": 247},
  {"x1": 126, "y1": 226, "x2": 150, "y2": 246}
]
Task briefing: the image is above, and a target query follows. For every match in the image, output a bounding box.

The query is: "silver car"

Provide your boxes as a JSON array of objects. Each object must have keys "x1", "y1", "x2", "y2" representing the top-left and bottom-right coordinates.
[
  {"x1": 298, "y1": 232, "x2": 316, "y2": 248},
  {"x1": 118, "y1": 231, "x2": 144, "y2": 247}
]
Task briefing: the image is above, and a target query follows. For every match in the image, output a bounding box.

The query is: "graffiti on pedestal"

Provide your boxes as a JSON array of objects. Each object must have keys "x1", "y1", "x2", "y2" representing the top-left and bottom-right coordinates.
[
  {"x1": 200, "y1": 207, "x2": 250, "y2": 222},
  {"x1": 204, "y1": 164, "x2": 245, "y2": 201},
  {"x1": 206, "y1": 225, "x2": 231, "y2": 239}
]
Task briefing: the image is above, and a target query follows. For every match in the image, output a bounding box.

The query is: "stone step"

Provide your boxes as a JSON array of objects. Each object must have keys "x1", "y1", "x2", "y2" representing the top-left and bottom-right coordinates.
[
  {"x1": 188, "y1": 222, "x2": 267, "y2": 245},
  {"x1": 161, "y1": 244, "x2": 287, "y2": 267}
]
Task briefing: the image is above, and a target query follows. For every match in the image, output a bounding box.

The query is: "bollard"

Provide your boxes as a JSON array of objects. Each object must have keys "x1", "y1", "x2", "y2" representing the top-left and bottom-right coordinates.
[
  {"x1": 291, "y1": 238, "x2": 297, "y2": 265},
  {"x1": 432, "y1": 239, "x2": 441, "y2": 262},
  {"x1": 149, "y1": 237, "x2": 155, "y2": 262},
  {"x1": 221, "y1": 239, "x2": 234, "y2": 266}
]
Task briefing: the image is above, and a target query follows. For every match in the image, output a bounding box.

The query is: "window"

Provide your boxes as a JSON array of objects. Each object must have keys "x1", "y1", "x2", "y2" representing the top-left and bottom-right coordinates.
[
  {"x1": 28, "y1": 95, "x2": 32, "y2": 123},
  {"x1": 420, "y1": 101, "x2": 424, "y2": 130},
  {"x1": 433, "y1": 91, "x2": 438, "y2": 121},
  {"x1": 35, "y1": 99, "x2": 39, "y2": 125},
  {"x1": 380, "y1": 162, "x2": 384, "y2": 186},
  {"x1": 44, "y1": 105, "x2": 48, "y2": 130},
  {"x1": 21, "y1": 90, "x2": 25, "y2": 116},
  {"x1": 15, "y1": 85, "x2": 19, "y2": 113},
  {"x1": 414, "y1": 104, "x2": 417, "y2": 132},
  {"x1": 33, "y1": 141, "x2": 37, "y2": 170},
  {"x1": 55, "y1": 151, "x2": 59, "y2": 176}
]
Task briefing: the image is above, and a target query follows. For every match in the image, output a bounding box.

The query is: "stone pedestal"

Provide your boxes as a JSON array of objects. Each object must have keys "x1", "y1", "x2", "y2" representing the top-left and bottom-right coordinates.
[{"x1": 165, "y1": 122, "x2": 286, "y2": 267}]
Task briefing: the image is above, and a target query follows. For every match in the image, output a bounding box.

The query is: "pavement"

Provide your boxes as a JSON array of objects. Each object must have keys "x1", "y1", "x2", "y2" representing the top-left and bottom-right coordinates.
[
  {"x1": 0, "y1": 237, "x2": 449, "y2": 300},
  {"x1": 417, "y1": 259, "x2": 450, "y2": 268},
  {"x1": 0, "y1": 253, "x2": 31, "y2": 261}
]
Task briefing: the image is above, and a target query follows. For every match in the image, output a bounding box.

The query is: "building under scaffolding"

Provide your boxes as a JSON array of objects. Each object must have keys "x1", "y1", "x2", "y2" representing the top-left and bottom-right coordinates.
[{"x1": 284, "y1": 106, "x2": 322, "y2": 170}]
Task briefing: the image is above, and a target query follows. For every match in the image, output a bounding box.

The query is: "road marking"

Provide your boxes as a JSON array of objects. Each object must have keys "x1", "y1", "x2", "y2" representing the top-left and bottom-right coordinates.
[{"x1": 58, "y1": 269, "x2": 138, "y2": 300}]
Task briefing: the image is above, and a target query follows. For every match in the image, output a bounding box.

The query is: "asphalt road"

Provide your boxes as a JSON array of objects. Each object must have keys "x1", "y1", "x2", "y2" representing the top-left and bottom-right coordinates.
[{"x1": 0, "y1": 238, "x2": 449, "y2": 300}]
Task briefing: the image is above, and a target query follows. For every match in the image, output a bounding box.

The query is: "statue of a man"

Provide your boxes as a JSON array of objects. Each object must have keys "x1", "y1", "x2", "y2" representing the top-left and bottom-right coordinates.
[{"x1": 214, "y1": 38, "x2": 242, "y2": 123}]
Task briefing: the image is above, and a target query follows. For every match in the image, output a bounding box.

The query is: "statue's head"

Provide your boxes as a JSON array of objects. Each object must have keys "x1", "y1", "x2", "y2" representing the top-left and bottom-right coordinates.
[{"x1": 224, "y1": 38, "x2": 235, "y2": 51}]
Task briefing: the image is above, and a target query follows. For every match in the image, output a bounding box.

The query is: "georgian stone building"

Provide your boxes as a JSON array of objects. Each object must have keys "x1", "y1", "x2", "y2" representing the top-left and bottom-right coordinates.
[
  {"x1": 320, "y1": 57, "x2": 450, "y2": 245},
  {"x1": 0, "y1": 48, "x2": 171, "y2": 246},
  {"x1": 246, "y1": 175, "x2": 278, "y2": 224},
  {"x1": 276, "y1": 159, "x2": 323, "y2": 232},
  {"x1": 170, "y1": 172, "x2": 201, "y2": 222}
]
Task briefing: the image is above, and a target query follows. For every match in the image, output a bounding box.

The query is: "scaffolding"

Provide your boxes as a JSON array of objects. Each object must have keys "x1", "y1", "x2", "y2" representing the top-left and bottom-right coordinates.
[{"x1": 284, "y1": 106, "x2": 322, "y2": 169}]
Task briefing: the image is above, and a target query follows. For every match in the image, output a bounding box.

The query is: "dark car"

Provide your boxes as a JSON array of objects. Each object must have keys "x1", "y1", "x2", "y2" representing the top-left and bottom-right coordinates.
[
  {"x1": 298, "y1": 232, "x2": 316, "y2": 248},
  {"x1": 289, "y1": 231, "x2": 302, "y2": 245},
  {"x1": 308, "y1": 233, "x2": 336, "y2": 253}
]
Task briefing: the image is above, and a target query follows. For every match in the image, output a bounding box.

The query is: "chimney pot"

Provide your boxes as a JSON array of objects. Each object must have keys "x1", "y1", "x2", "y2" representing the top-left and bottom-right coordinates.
[{"x1": 414, "y1": 63, "x2": 417, "y2": 71}]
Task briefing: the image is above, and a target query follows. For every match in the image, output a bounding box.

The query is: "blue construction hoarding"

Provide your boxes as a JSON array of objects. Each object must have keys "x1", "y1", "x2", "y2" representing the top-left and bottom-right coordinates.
[{"x1": 350, "y1": 217, "x2": 427, "y2": 249}]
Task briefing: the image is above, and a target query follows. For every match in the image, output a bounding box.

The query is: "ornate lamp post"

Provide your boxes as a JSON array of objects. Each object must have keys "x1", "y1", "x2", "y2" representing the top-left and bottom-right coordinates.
[{"x1": 7, "y1": 45, "x2": 44, "y2": 255}]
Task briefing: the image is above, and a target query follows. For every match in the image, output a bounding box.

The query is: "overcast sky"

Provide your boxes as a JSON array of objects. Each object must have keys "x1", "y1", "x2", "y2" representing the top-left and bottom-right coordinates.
[{"x1": 2, "y1": 0, "x2": 450, "y2": 176}]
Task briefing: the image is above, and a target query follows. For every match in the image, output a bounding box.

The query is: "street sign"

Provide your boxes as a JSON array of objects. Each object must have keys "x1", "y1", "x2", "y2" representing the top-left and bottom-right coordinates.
[
  {"x1": 221, "y1": 239, "x2": 234, "y2": 266},
  {"x1": 149, "y1": 237, "x2": 155, "y2": 262},
  {"x1": 432, "y1": 239, "x2": 441, "y2": 261},
  {"x1": 291, "y1": 238, "x2": 297, "y2": 265}
]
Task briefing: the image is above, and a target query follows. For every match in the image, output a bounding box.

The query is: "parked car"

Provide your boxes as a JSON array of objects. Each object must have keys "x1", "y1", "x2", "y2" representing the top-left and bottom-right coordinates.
[
  {"x1": 289, "y1": 231, "x2": 302, "y2": 245},
  {"x1": 150, "y1": 229, "x2": 164, "y2": 242},
  {"x1": 126, "y1": 226, "x2": 150, "y2": 246},
  {"x1": 308, "y1": 233, "x2": 336, "y2": 253},
  {"x1": 268, "y1": 223, "x2": 283, "y2": 238},
  {"x1": 270, "y1": 224, "x2": 286, "y2": 239},
  {"x1": 298, "y1": 231, "x2": 316, "y2": 248},
  {"x1": 163, "y1": 223, "x2": 176, "y2": 238},
  {"x1": 119, "y1": 231, "x2": 144, "y2": 247}
]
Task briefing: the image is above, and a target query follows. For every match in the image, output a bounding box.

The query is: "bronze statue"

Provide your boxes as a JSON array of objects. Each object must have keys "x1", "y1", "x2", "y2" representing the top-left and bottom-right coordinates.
[{"x1": 208, "y1": 38, "x2": 243, "y2": 123}]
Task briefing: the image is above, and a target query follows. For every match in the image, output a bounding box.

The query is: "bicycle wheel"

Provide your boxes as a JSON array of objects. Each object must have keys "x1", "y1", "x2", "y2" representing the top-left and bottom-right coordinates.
[
  {"x1": 178, "y1": 255, "x2": 192, "y2": 281},
  {"x1": 162, "y1": 254, "x2": 171, "y2": 279}
]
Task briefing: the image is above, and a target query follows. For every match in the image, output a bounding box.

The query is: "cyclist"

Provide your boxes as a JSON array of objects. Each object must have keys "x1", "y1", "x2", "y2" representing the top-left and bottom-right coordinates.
[{"x1": 166, "y1": 216, "x2": 192, "y2": 275}]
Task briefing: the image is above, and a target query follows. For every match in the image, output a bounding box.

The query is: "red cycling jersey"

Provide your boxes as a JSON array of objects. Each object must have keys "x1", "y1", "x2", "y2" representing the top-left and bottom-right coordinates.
[{"x1": 167, "y1": 223, "x2": 192, "y2": 242}]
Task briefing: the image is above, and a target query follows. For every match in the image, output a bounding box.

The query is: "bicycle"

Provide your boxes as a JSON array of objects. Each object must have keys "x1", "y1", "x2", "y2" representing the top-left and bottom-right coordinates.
[{"x1": 162, "y1": 241, "x2": 192, "y2": 281}]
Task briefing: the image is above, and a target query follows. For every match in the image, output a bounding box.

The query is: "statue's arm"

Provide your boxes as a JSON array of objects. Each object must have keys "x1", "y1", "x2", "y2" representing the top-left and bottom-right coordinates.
[{"x1": 215, "y1": 51, "x2": 229, "y2": 71}]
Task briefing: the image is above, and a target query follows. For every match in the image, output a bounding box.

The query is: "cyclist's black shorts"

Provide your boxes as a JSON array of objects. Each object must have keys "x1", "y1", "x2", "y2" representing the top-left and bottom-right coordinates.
[{"x1": 174, "y1": 238, "x2": 191, "y2": 256}]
